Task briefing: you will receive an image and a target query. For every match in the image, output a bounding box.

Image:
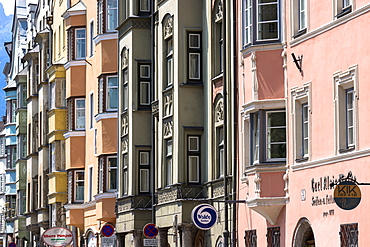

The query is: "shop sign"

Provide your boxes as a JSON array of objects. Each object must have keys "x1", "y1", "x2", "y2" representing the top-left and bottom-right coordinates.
[
  {"x1": 42, "y1": 227, "x2": 73, "y2": 247},
  {"x1": 143, "y1": 239, "x2": 158, "y2": 246},
  {"x1": 334, "y1": 180, "x2": 361, "y2": 210},
  {"x1": 191, "y1": 204, "x2": 218, "y2": 230}
]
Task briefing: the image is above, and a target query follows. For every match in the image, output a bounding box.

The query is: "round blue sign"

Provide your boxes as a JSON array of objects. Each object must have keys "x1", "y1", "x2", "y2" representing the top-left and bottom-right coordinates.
[
  {"x1": 101, "y1": 224, "x2": 115, "y2": 237},
  {"x1": 9, "y1": 242, "x2": 16, "y2": 247},
  {"x1": 143, "y1": 223, "x2": 158, "y2": 239},
  {"x1": 191, "y1": 204, "x2": 218, "y2": 230}
]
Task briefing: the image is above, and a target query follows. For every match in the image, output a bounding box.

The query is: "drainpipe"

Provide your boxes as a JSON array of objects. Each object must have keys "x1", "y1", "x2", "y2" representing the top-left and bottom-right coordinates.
[
  {"x1": 223, "y1": 0, "x2": 229, "y2": 246},
  {"x1": 150, "y1": 0, "x2": 157, "y2": 225},
  {"x1": 231, "y1": 0, "x2": 237, "y2": 245}
]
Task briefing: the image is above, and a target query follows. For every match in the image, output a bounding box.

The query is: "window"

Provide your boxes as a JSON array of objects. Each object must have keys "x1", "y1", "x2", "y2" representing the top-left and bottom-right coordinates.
[
  {"x1": 18, "y1": 134, "x2": 27, "y2": 159},
  {"x1": 88, "y1": 166, "x2": 93, "y2": 201},
  {"x1": 188, "y1": 32, "x2": 201, "y2": 81},
  {"x1": 139, "y1": 151, "x2": 150, "y2": 193},
  {"x1": 267, "y1": 227, "x2": 280, "y2": 247},
  {"x1": 98, "y1": 0, "x2": 118, "y2": 33},
  {"x1": 90, "y1": 20, "x2": 94, "y2": 57},
  {"x1": 298, "y1": 0, "x2": 307, "y2": 31},
  {"x1": 6, "y1": 146, "x2": 16, "y2": 169},
  {"x1": 122, "y1": 69, "x2": 129, "y2": 112},
  {"x1": 98, "y1": 75, "x2": 118, "y2": 113},
  {"x1": 139, "y1": 64, "x2": 151, "y2": 107},
  {"x1": 98, "y1": 156, "x2": 118, "y2": 193},
  {"x1": 67, "y1": 98, "x2": 86, "y2": 131},
  {"x1": 217, "y1": 127, "x2": 224, "y2": 178},
  {"x1": 335, "y1": 0, "x2": 352, "y2": 18},
  {"x1": 17, "y1": 84, "x2": 27, "y2": 108},
  {"x1": 75, "y1": 28, "x2": 86, "y2": 59},
  {"x1": 75, "y1": 171, "x2": 85, "y2": 202},
  {"x1": 250, "y1": 110, "x2": 286, "y2": 164},
  {"x1": 140, "y1": 0, "x2": 150, "y2": 12},
  {"x1": 188, "y1": 136, "x2": 200, "y2": 183},
  {"x1": 165, "y1": 139, "x2": 173, "y2": 186},
  {"x1": 75, "y1": 99, "x2": 85, "y2": 130},
  {"x1": 6, "y1": 100, "x2": 17, "y2": 124},
  {"x1": 340, "y1": 223, "x2": 358, "y2": 247},
  {"x1": 242, "y1": 0, "x2": 280, "y2": 47},
  {"x1": 68, "y1": 170, "x2": 85, "y2": 203},
  {"x1": 165, "y1": 38, "x2": 173, "y2": 88},
  {"x1": 245, "y1": 230, "x2": 257, "y2": 247},
  {"x1": 122, "y1": 154, "x2": 128, "y2": 195},
  {"x1": 89, "y1": 93, "x2": 94, "y2": 129},
  {"x1": 334, "y1": 65, "x2": 358, "y2": 153},
  {"x1": 301, "y1": 103, "x2": 309, "y2": 157},
  {"x1": 107, "y1": 0, "x2": 118, "y2": 31}
]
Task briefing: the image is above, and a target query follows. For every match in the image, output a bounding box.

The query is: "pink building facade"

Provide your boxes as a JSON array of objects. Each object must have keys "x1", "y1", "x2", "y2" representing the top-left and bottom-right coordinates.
[{"x1": 237, "y1": 0, "x2": 370, "y2": 246}]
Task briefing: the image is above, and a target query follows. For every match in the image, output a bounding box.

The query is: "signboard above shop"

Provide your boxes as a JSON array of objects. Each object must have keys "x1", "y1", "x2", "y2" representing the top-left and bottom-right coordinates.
[
  {"x1": 42, "y1": 227, "x2": 73, "y2": 247},
  {"x1": 191, "y1": 204, "x2": 218, "y2": 230},
  {"x1": 334, "y1": 180, "x2": 361, "y2": 210}
]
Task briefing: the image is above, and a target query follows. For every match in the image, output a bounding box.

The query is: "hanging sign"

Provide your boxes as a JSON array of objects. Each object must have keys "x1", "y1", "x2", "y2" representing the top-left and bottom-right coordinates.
[
  {"x1": 42, "y1": 227, "x2": 73, "y2": 246},
  {"x1": 191, "y1": 204, "x2": 218, "y2": 230},
  {"x1": 334, "y1": 180, "x2": 361, "y2": 210}
]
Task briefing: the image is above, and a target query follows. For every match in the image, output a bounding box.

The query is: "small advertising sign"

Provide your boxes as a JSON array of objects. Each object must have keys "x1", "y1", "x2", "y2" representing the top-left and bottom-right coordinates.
[
  {"x1": 334, "y1": 180, "x2": 361, "y2": 210},
  {"x1": 42, "y1": 227, "x2": 73, "y2": 247},
  {"x1": 191, "y1": 204, "x2": 218, "y2": 230}
]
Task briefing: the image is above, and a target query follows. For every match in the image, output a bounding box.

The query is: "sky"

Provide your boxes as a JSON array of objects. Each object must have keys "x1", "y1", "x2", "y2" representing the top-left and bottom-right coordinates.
[{"x1": 0, "y1": 1, "x2": 14, "y2": 16}]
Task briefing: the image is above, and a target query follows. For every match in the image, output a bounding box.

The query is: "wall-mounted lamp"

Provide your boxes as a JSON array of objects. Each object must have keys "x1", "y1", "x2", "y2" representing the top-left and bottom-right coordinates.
[
  {"x1": 46, "y1": 16, "x2": 53, "y2": 26},
  {"x1": 291, "y1": 53, "x2": 303, "y2": 72}
]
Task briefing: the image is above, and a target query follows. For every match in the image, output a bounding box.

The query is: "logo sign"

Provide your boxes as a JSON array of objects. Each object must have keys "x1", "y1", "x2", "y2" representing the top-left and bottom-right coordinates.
[
  {"x1": 143, "y1": 223, "x2": 158, "y2": 239},
  {"x1": 101, "y1": 224, "x2": 115, "y2": 237},
  {"x1": 143, "y1": 239, "x2": 158, "y2": 246},
  {"x1": 42, "y1": 227, "x2": 73, "y2": 246},
  {"x1": 191, "y1": 204, "x2": 218, "y2": 230},
  {"x1": 8, "y1": 243, "x2": 16, "y2": 247},
  {"x1": 334, "y1": 181, "x2": 361, "y2": 210}
]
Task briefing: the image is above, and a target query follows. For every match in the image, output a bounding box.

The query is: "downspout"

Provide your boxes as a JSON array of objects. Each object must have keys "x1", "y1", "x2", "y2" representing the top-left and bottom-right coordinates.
[
  {"x1": 223, "y1": 0, "x2": 229, "y2": 246},
  {"x1": 231, "y1": 0, "x2": 238, "y2": 245},
  {"x1": 150, "y1": 0, "x2": 157, "y2": 224}
]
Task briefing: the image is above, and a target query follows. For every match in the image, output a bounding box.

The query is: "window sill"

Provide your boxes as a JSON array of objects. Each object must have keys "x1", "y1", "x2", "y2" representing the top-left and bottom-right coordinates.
[
  {"x1": 335, "y1": 6, "x2": 352, "y2": 18},
  {"x1": 244, "y1": 162, "x2": 286, "y2": 176},
  {"x1": 339, "y1": 146, "x2": 355, "y2": 154},
  {"x1": 295, "y1": 157, "x2": 309, "y2": 163},
  {"x1": 293, "y1": 28, "x2": 307, "y2": 39},
  {"x1": 162, "y1": 85, "x2": 173, "y2": 93},
  {"x1": 180, "y1": 82, "x2": 203, "y2": 87}
]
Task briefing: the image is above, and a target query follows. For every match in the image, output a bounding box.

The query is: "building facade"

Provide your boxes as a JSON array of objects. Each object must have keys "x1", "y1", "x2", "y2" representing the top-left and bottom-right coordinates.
[{"x1": 238, "y1": 0, "x2": 370, "y2": 246}]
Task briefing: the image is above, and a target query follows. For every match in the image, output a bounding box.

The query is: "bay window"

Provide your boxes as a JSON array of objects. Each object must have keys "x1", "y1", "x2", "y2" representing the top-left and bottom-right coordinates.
[
  {"x1": 68, "y1": 27, "x2": 86, "y2": 60},
  {"x1": 242, "y1": 0, "x2": 280, "y2": 48},
  {"x1": 188, "y1": 136, "x2": 200, "y2": 183},
  {"x1": 250, "y1": 110, "x2": 286, "y2": 165},
  {"x1": 98, "y1": 156, "x2": 117, "y2": 193},
  {"x1": 67, "y1": 98, "x2": 86, "y2": 131},
  {"x1": 98, "y1": 74, "x2": 118, "y2": 113},
  {"x1": 68, "y1": 170, "x2": 84, "y2": 203},
  {"x1": 188, "y1": 32, "x2": 202, "y2": 81},
  {"x1": 98, "y1": 0, "x2": 118, "y2": 34}
]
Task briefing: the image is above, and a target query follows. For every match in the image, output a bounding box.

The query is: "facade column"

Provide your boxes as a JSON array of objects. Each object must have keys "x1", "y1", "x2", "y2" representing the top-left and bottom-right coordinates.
[
  {"x1": 180, "y1": 223, "x2": 197, "y2": 247},
  {"x1": 158, "y1": 228, "x2": 169, "y2": 247},
  {"x1": 133, "y1": 230, "x2": 143, "y2": 247}
]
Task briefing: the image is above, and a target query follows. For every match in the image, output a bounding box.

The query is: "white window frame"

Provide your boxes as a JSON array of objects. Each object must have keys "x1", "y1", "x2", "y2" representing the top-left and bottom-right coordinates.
[
  {"x1": 188, "y1": 135, "x2": 200, "y2": 183},
  {"x1": 188, "y1": 33, "x2": 201, "y2": 81},
  {"x1": 298, "y1": 0, "x2": 307, "y2": 31},
  {"x1": 242, "y1": 0, "x2": 252, "y2": 46},
  {"x1": 106, "y1": 0, "x2": 118, "y2": 32},
  {"x1": 90, "y1": 20, "x2": 94, "y2": 57},
  {"x1": 88, "y1": 165, "x2": 93, "y2": 201},
  {"x1": 98, "y1": 1, "x2": 103, "y2": 34},
  {"x1": 106, "y1": 75, "x2": 118, "y2": 111},
  {"x1": 75, "y1": 28, "x2": 86, "y2": 59},
  {"x1": 265, "y1": 110, "x2": 286, "y2": 162},
  {"x1": 334, "y1": 65, "x2": 358, "y2": 153},
  {"x1": 257, "y1": 0, "x2": 279, "y2": 41},
  {"x1": 74, "y1": 170, "x2": 85, "y2": 202},
  {"x1": 139, "y1": 151, "x2": 150, "y2": 193},
  {"x1": 166, "y1": 39, "x2": 173, "y2": 88},
  {"x1": 166, "y1": 139, "x2": 173, "y2": 186},
  {"x1": 75, "y1": 98, "x2": 86, "y2": 130},
  {"x1": 122, "y1": 69, "x2": 129, "y2": 111},
  {"x1": 107, "y1": 156, "x2": 117, "y2": 191},
  {"x1": 89, "y1": 92, "x2": 94, "y2": 129},
  {"x1": 291, "y1": 82, "x2": 311, "y2": 162},
  {"x1": 123, "y1": 154, "x2": 128, "y2": 195}
]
